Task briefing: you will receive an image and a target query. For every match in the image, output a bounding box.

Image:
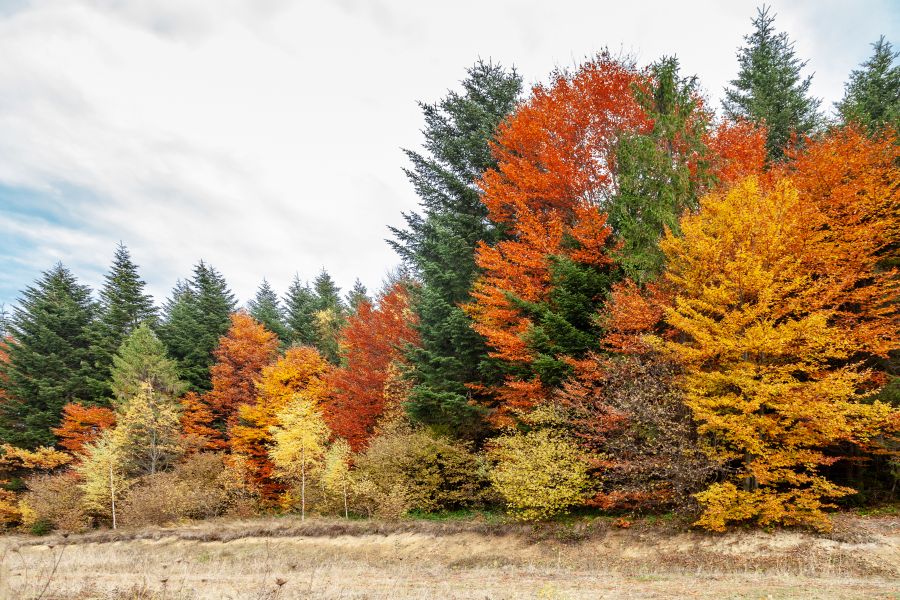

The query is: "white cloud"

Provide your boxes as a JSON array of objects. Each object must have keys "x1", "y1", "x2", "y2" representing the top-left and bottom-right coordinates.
[{"x1": 0, "y1": 0, "x2": 896, "y2": 306}]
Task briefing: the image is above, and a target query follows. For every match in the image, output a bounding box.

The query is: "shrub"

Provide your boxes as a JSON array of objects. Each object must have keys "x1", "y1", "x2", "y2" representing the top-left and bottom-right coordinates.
[
  {"x1": 351, "y1": 422, "x2": 489, "y2": 517},
  {"x1": 22, "y1": 471, "x2": 89, "y2": 533}
]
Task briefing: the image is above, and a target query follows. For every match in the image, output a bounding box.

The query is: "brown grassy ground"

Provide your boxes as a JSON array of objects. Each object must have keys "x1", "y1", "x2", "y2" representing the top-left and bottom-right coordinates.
[{"x1": 0, "y1": 513, "x2": 898, "y2": 599}]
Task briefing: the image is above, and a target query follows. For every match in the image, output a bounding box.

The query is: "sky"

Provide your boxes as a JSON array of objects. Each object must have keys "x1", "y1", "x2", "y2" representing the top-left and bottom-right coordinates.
[{"x1": 0, "y1": 0, "x2": 897, "y2": 311}]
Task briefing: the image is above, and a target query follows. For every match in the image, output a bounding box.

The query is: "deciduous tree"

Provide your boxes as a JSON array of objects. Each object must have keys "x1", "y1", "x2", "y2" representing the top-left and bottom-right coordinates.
[{"x1": 52, "y1": 403, "x2": 116, "y2": 455}]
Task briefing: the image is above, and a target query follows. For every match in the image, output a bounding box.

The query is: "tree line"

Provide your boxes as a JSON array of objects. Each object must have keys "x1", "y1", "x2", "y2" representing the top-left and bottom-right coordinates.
[{"x1": 1, "y1": 7, "x2": 898, "y2": 533}]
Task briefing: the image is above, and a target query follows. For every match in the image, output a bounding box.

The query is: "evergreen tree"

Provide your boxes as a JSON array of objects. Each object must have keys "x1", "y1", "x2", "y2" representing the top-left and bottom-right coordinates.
[
  {"x1": 723, "y1": 6, "x2": 821, "y2": 161},
  {"x1": 609, "y1": 57, "x2": 713, "y2": 283},
  {"x1": 836, "y1": 36, "x2": 900, "y2": 134},
  {"x1": 284, "y1": 275, "x2": 317, "y2": 347},
  {"x1": 388, "y1": 60, "x2": 522, "y2": 438},
  {"x1": 158, "y1": 261, "x2": 236, "y2": 392},
  {"x1": 248, "y1": 279, "x2": 289, "y2": 343},
  {"x1": 109, "y1": 322, "x2": 184, "y2": 407},
  {"x1": 311, "y1": 269, "x2": 345, "y2": 363},
  {"x1": 346, "y1": 279, "x2": 370, "y2": 314},
  {"x1": 0, "y1": 264, "x2": 105, "y2": 448},
  {"x1": 95, "y1": 243, "x2": 157, "y2": 378}
]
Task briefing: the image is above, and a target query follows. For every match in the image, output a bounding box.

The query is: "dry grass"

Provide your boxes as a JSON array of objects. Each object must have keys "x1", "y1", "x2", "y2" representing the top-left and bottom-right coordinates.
[{"x1": 1, "y1": 513, "x2": 898, "y2": 599}]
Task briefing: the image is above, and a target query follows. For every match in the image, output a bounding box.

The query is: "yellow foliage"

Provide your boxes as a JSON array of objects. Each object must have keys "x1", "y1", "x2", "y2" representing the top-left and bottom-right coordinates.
[{"x1": 660, "y1": 177, "x2": 897, "y2": 531}]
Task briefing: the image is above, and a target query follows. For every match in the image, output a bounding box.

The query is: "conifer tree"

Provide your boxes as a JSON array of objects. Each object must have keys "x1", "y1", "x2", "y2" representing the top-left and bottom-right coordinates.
[
  {"x1": 0, "y1": 264, "x2": 105, "y2": 448},
  {"x1": 95, "y1": 243, "x2": 157, "y2": 371},
  {"x1": 284, "y1": 275, "x2": 317, "y2": 347},
  {"x1": 836, "y1": 36, "x2": 900, "y2": 134},
  {"x1": 113, "y1": 381, "x2": 184, "y2": 476},
  {"x1": 346, "y1": 279, "x2": 370, "y2": 314},
  {"x1": 388, "y1": 61, "x2": 522, "y2": 438},
  {"x1": 158, "y1": 261, "x2": 236, "y2": 392},
  {"x1": 311, "y1": 270, "x2": 345, "y2": 363},
  {"x1": 723, "y1": 6, "x2": 821, "y2": 161},
  {"x1": 109, "y1": 323, "x2": 183, "y2": 407},
  {"x1": 248, "y1": 279, "x2": 289, "y2": 343}
]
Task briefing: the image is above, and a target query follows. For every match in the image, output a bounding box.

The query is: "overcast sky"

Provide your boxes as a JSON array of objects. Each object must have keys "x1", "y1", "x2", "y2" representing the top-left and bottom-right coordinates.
[{"x1": 0, "y1": 0, "x2": 897, "y2": 310}]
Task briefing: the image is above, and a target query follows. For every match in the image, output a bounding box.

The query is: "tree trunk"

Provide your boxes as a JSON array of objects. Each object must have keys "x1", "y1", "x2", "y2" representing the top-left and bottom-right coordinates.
[
  {"x1": 343, "y1": 479, "x2": 349, "y2": 519},
  {"x1": 301, "y1": 445, "x2": 306, "y2": 521},
  {"x1": 109, "y1": 460, "x2": 117, "y2": 530}
]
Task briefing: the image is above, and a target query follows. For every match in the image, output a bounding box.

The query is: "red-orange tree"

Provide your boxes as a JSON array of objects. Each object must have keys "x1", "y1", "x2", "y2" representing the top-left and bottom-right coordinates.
[
  {"x1": 325, "y1": 283, "x2": 418, "y2": 452},
  {"x1": 181, "y1": 312, "x2": 279, "y2": 450},
  {"x1": 229, "y1": 346, "x2": 331, "y2": 500},
  {"x1": 52, "y1": 403, "x2": 116, "y2": 455}
]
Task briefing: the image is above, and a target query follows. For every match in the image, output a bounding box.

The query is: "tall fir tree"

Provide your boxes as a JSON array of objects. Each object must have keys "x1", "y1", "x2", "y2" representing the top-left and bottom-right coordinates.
[
  {"x1": 346, "y1": 279, "x2": 370, "y2": 314},
  {"x1": 284, "y1": 275, "x2": 317, "y2": 347},
  {"x1": 95, "y1": 243, "x2": 157, "y2": 379},
  {"x1": 311, "y1": 269, "x2": 345, "y2": 364},
  {"x1": 248, "y1": 279, "x2": 289, "y2": 343},
  {"x1": 723, "y1": 6, "x2": 821, "y2": 161},
  {"x1": 109, "y1": 322, "x2": 184, "y2": 407},
  {"x1": 158, "y1": 261, "x2": 236, "y2": 392},
  {"x1": 836, "y1": 36, "x2": 900, "y2": 134},
  {"x1": 609, "y1": 57, "x2": 713, "y2": 283},
  {"x1": 0, "y1": 264, "x2": 105, "y2": 448},
  {"x1": 388, "y1": 61, "x2": 522, "y2": 438}
]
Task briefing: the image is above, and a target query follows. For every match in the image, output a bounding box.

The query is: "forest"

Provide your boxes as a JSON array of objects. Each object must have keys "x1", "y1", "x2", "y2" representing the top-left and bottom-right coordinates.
[{"x1": 0, "y1": 7, "x2": 898, "y2": 536}]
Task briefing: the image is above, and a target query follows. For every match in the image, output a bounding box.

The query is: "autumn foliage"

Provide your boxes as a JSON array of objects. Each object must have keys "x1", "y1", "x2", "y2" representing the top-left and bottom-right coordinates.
[
  {"x1": 52, "y1": 403, "x2": 116, "y2": 455},
  {"x1": 325, "y1": 283, "x2": 418, "y2": 451}
]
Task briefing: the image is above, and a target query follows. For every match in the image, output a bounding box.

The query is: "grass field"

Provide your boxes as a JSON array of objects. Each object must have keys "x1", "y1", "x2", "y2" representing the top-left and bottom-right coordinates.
[{"x1": 1, "y1": 513, "x2": 898, "y2": 599}]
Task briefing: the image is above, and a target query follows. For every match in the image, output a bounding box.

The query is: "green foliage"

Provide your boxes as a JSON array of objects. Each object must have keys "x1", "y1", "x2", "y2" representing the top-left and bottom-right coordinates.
[
  {"x1": 609, "y1": 57, "x2": 713, "y2": 282},
  {"x1": 113, "y1": 382, "x2": 184, "y2": 476},
  {"x1": 158, "y1": 261, "x2": 236, "y2": 392},
  {"x1": 94, "y1": 243, "x2": 157, "y2": 383},
  {"x1": 311, "y1": 270, "x2": 346, "y2": 364},
  {"x1": 346, "y1": 279, "x2": 370, "y2": 314},
  {"x1": 836, "y1": 36, "x2": 900, "y2": 134},
  {"x1": 109, "y1": 323, "x2": 184, "y2": 406},
  {"x1": 284, "y1": 275, "x2": 318, "y2": 347},
  {"x1": 390, "y1": 61, "x2": 522, "y2": 438},
  {"x1": 0, "y1": 264, "x2": 106, "y2": 448},
  {"x1": 723, "y1": 6, "x2": 821, "y2": 161},
  {"x1": 248, "y1": 279, "x2": 289, "y2": 343}
]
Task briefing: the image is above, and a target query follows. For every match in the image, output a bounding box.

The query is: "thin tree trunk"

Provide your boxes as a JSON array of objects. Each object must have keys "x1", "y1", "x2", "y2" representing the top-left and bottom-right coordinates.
[
  {"x1": 343, "y1": 479, "x2": 348, "y2": 519},
  {"x1": 109, "y1": 460, "x2": 117, "y2": 530},
  {"x1": 301, "y1": 445, "x2": 306, "y2": 521}
]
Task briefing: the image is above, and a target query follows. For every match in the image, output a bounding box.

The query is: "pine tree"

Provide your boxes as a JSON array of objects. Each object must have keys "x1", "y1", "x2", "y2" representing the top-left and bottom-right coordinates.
[
  {"x1": 0, "y1": 264, "x2": 105, "y2": 448},
  {"x1": 609, "y1": 57, "x2": 713, "y2": 283},
  {"x1": 95, "y1": 243, "x2": 157, "y2": 370},
  {"x1": 836, "y1": 36, "x2": 900, "y2": 134},
  {"x1": 158, "y1": 261, "x2": 236, "y2": 392},
  {"x1": 346, "y1": 279, "x2": 370, "y2": 314},
  {"x1": 284, "y1": 275, "x2": 317, "y2": 347},
  {"x1": 723, "y1": 6, "x2": 821, "y2": 161},
  {"x1": 311, "y1": 270, "x2": 345, "y2": 363},
  {"x1": 388, "y1": 61, "x2": 522, "y2": 438},
  {"x1": 109, "y1": 323, "x2": 183, "y2": 407},
  {"x1": 248, "y1": 279, "x2": 289, "y2": 343}
]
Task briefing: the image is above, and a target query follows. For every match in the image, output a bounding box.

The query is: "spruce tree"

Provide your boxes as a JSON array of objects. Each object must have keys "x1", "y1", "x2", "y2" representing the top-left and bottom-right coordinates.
[
  {"x1": 248, "y1": 279, "x2": 289, "y2": 343},
  {"x1": 723, "y1": 6, "x2": 821, "y2": 161},
  {"x1": 284, "y1": 275, "x2": 317, "y2": 347},
  {"x1": 158, "y1": 261, "x2": 236, "y2": 392},
  {"x1": 0, "y1": 264, "x2": 105, "y2": 448},
  {"x1": 109, "y1": 322, "x2": 184, "y2": 407},
  {"x1": 311, "y1": 269, "x2": 345, "y2": 363},
  {"x1": 836, "y1": 36, "x2": 900, "y2": 134},
  {"x1": 609, "y1": 57, "x2": 713, "y2": 283},
  {"x1": 346, "y1": 279, "x2": 370, "y2": 314},
  {"x1": 388, "y1": 61, "x2": 522, "y2": 438},
  {"x1": 95, "y1": 243, "x2": 157, "y2": 377}
]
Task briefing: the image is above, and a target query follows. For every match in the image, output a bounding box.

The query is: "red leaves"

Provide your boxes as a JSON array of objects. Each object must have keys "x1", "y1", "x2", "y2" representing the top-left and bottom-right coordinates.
[
  {"x1": 52, "y1": 403, "x2": 116, "y2": 455},
  {"x1": 325, "y1": 284, "x2": 418, "y2": 451}
]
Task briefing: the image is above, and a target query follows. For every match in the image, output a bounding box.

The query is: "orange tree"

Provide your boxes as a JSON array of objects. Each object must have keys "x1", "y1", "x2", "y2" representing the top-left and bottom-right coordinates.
[
  {"x1": 658, "y1": 175, "x2": 898, "y2": 532},
  {"x1": 181, "y1": 312, "x2": 280, "y2": 450},
  {"x1": 52, "y1": 403, "x2": 116, "y2": 455},
  {"x1": 325, "y1": 283, "x2": 418, "y2": 452},
  {"x1": 229, "y1": 346, "x2": 331, "y2": 501}
]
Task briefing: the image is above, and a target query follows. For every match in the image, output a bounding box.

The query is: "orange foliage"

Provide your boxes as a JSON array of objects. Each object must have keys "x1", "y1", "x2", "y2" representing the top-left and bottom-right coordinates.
[
  {"x1": 181, "y1": 312, "x2": 280, "y2": 450},
  {"x1": 325, "y1": 284, "x2": 418, "y2": 452},
  {"x1": 229, "y1": 346, "x2": 331, "y2": 501},
  {"x1": 601, "y1": 280, "x2": 668, "y2": 354},
  {"x1": 706, "y1": 119, "x2": 768, "y2": 185},
  {"x1": 52, "y1": 403, "x2": 116, "y2": 455}
]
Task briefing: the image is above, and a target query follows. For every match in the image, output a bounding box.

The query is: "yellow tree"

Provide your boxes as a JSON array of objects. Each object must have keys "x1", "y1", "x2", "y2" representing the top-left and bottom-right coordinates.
[
  {"x1": 660, "y1": 178, "x2": 896, "y2": 531},
  {"x1": 0, "y1": 445, "x2": 70, "y2": 526},
  {"x1": 321, "y1": 438, "x2": 352, "y2": 519},
  {"x1": 268, "y1": 395, "x2": 330, "y2": 520},
  {"x1": 76, "y1": 431, "x2": 127, "y2": 529},
  {"x1": 230, "y1": 346, "x2": 331, "y2": 501},
  {"x1": 114, "y1": 381, "x2": 184, "y2": 476}
]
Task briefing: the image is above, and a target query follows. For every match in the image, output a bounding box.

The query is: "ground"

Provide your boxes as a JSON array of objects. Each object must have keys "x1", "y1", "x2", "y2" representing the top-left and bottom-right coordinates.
[{"x1": 0, "y1": 513, "x2": 898, "y2": 599}]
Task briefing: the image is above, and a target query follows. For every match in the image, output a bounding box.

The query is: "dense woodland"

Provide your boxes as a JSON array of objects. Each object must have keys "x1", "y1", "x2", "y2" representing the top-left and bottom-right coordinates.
[{"x1": 1, "y1": 8, "x2": 898, "y2": 533}]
